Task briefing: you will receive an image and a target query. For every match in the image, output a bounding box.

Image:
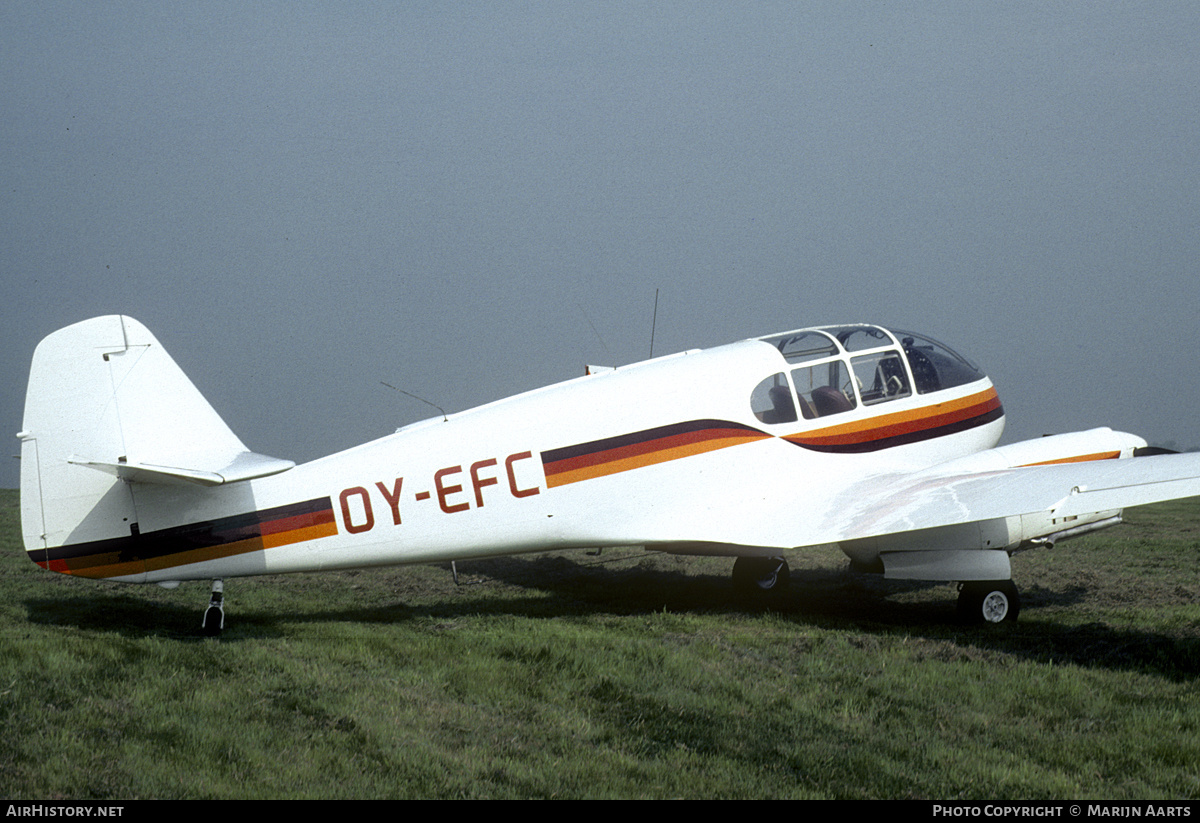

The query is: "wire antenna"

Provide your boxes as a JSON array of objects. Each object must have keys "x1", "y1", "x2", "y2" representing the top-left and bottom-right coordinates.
[
  {"x1": 649, "y1": 288, "x2": 659, "y2": 359},
  {"x1": 380, "y1": 381, "x2": 448, "y2": 422},
  {"x1": 576, "y1": 302, "x2": 611, "y2": 359}
]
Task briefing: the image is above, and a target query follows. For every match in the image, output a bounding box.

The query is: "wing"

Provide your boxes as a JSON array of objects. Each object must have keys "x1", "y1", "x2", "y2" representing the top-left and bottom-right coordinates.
[
  {"x1": 815, "y1": 450, "x2": 1200, "y2": 581},
  {"x1": 825, "y1": 451, "x2": 1200, "y2": 541},
  {"x1": 656, "y1": 445, "x2": 1200, "y2": 582}
]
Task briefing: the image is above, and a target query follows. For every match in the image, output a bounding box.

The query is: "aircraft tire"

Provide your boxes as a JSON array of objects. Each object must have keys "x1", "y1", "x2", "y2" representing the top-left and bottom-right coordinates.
[
  {"x1": 202, "y1": 606, "x2": 223, "y2": 637},
  {"x1": 732, "y1": 556, "x2": 791, "y2": 594},
  {"x1": 957, "y1": 580, "x2": 1020, "y2": 624}
]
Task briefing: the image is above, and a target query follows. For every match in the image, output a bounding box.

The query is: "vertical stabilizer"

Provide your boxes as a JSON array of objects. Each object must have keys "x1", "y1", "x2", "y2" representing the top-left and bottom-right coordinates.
[{"x1": 19, "y1": 316, "x2": 285, "y2": 576}]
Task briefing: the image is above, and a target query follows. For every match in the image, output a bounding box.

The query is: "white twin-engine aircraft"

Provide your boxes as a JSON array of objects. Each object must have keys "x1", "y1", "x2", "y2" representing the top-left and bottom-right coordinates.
[{"x1": 18, "y1": 316, "x2": 1200, "y2": 634}]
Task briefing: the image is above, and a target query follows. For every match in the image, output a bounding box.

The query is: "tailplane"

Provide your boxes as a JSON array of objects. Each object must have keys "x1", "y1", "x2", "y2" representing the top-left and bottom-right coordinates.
[{"x1": 19, "y1": 316, "x2": 292, "y2": 567}]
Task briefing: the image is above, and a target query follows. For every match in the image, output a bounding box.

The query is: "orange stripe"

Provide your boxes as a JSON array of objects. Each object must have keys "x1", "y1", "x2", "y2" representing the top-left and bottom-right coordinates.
[
  {"x1": 1019, "y1": 450, "x2": 1120, "y2": 467},
  {"x1": 262, "y1": 519, "x2": 340, "y2": 549}
]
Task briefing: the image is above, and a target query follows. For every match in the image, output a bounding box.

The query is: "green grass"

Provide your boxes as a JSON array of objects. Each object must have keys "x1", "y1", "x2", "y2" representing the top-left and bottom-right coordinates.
[{"x1": 1, "y1": 489, "x2": 1197, "y2": 799}]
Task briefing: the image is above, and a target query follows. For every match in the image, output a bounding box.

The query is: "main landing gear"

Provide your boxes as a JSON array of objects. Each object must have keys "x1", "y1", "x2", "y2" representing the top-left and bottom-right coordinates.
[
  {"x1": 202, "y1": 579, "x2": 225, "y2": 636},
  {"x1": 732, "y1": 556, "x2": 791, "y2": 594},
  {"x1": 957, "y1": 580, "x2": 1021, "y2": 624}
]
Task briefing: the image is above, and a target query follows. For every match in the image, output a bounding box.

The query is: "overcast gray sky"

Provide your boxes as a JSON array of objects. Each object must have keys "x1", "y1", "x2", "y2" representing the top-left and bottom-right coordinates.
[{"x1": 4, "y1": 3, "x2": 1198, "y2": 488}]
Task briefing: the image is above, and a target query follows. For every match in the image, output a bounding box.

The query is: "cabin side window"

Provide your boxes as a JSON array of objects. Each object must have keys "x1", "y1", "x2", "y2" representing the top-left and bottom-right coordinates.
[
  {"x1": 750, "y1": 372, "x2": 798, "y2": 425},
  {"x1": 791, "y1": 359, "x2": 856, "y2": 419},
  {"x1": 850, "y1": 351, "x2": 911, "y2": 405}
]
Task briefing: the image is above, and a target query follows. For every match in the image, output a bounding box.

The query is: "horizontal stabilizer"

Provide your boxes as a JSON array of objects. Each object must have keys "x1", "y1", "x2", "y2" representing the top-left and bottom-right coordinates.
[{"x1": 69, "y1": 451, "x2": 294, "y2": 486}]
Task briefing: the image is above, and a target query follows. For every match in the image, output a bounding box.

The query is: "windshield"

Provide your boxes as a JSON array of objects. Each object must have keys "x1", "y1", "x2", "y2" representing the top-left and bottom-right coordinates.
[{"x1": 895, "y1": 331, "x2": 984, "y2": 394}]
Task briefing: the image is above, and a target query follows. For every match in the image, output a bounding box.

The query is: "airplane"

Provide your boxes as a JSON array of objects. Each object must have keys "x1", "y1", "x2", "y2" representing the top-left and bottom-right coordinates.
[{"x1": 17, "y1": 315, "x2": 1200, "y2": 634}]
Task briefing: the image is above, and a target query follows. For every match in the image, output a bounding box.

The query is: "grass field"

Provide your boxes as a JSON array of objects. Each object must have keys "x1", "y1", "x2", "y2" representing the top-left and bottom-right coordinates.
[{"x1": 1, "y1": 488, "x2": 1197, "y2": 799}]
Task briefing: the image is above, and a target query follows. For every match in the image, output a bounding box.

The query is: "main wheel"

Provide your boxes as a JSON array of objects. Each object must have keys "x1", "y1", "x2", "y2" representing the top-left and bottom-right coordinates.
[
  {"x1": 957, "y1": 580, "x2": 1020, "y2": 623},
  {"x1": 202, "y1": 605, "x2": 223, "y2": 636},
  {"x1": 732, "y1": 556, "x2": 791, "y2": 594}
]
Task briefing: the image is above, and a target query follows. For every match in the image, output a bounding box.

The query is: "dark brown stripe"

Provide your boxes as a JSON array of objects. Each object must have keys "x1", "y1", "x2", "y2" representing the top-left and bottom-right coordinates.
[{"x1": 36, "y1": 496, "x2": 337, "y2": 578}]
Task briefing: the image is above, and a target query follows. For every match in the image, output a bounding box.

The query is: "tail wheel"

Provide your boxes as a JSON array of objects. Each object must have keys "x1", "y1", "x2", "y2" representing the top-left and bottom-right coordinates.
[
  {"x1": 957, "y1": 580, "x2": 1020, "y2": 623},
  {"x1": 202, "y1": 579, "x2": 225, "y2": 636},
  {"x1": 732, "y1": 556, "x2": 791, "y2": 594}
]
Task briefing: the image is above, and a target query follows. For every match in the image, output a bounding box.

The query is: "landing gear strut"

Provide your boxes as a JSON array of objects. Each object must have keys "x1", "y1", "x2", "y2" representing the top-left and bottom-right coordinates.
[
  {"x1": 732, "y1": 556, "x2": 791, "y2": 594},
  {"x1": 957, "y1": 580, "x2": 1020, "y2": 623},
  {"x1": 202, "y1": 579, "x2": 225, "y2": 636}
]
